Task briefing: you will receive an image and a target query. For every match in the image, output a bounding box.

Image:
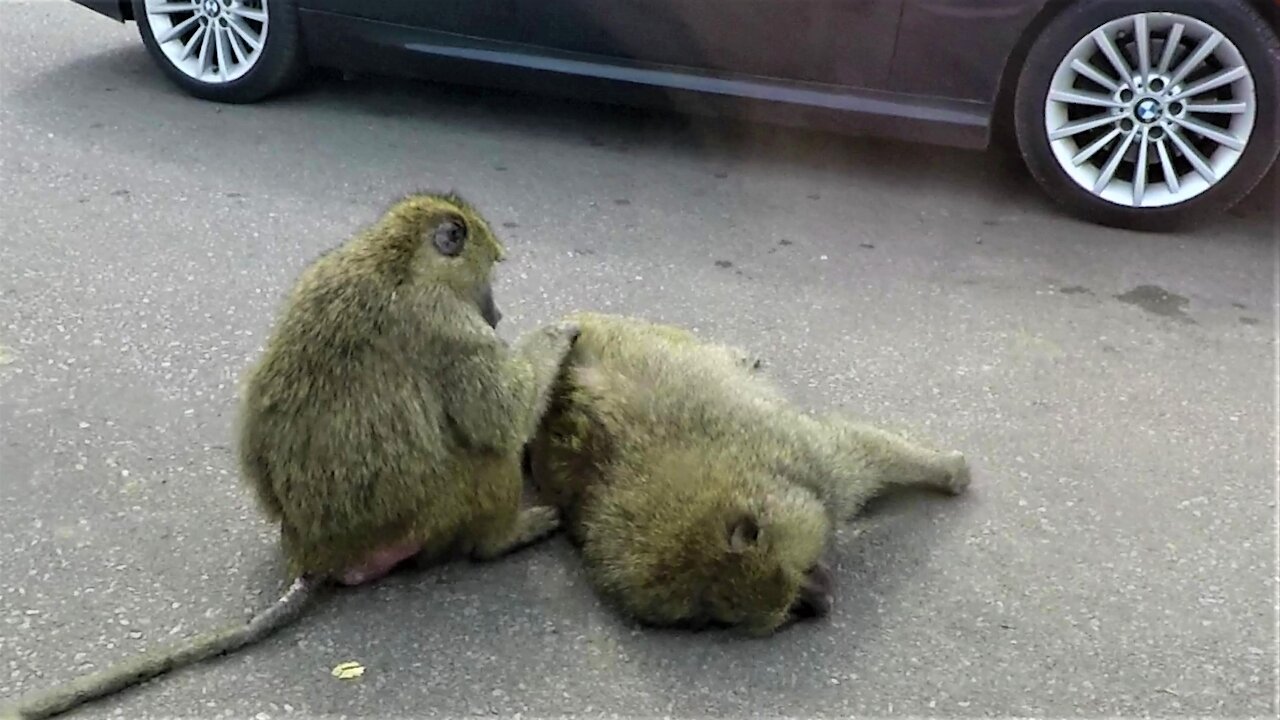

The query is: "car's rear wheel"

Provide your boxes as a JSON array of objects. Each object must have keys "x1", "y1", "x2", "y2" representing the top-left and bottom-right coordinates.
[
  {"x1": 1014, "y1": 0, "x2": 1279, "y2": 231},
  {"x1": 133, "y1": 0, "x2": 306, "y2": 103}
]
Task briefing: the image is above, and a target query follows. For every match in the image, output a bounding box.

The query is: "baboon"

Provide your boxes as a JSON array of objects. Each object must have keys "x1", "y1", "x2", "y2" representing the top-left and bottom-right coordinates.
[
  {"x1": 5, "y1": 192, "x2": 578, "y2": 720},
  {"x1": 526, "y1": 312, "x2": 970, "y2": 637}
]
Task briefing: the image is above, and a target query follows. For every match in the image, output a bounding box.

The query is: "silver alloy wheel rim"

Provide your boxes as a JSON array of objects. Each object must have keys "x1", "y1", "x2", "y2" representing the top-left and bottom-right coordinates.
[
  {"x1": 144, "y1": 0, "x2": 269, "y2": 84},
  {"x1": 1045, "y1": 12, "x2": 1256, "y2": 209}
]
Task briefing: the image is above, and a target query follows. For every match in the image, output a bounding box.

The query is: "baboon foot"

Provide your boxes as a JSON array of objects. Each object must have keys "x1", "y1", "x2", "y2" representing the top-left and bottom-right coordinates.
[
  {"x1": 334, "y1": 538, "x2": 425, "y2": 586},
  {"x1": 940, "y1": 451, "x2": 971, "y2": 495},
  {"x1": 512, "y1": 505, "x2": 562, "y2": 546},
  {"x1": 471, "y1": 505, "x2": 562, "y2": 561}
]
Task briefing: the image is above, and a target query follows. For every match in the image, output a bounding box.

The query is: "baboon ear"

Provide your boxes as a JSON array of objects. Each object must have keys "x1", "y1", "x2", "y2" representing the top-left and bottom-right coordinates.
[
  {"x1": 430, "y1": 217, "x2": 467, "y2": 257},
  {"x1": 728, "y1": 513, "x2": 761, "y2": 553}
]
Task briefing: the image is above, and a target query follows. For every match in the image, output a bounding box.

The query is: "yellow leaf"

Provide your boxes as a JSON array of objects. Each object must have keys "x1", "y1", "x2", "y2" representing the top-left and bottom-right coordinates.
[{"x1": 330, "y1": 661, "x2": 365, "y2": 680}]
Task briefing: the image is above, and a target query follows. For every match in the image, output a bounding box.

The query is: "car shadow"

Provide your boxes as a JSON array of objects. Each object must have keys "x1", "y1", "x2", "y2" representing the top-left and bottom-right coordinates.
[{"x1": 12, "y1": 42, "x2": 1275, "y2": 241}]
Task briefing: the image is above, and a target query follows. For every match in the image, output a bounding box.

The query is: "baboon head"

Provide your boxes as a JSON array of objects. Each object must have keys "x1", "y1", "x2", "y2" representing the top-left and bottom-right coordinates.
[
  {"x1": 584, "y1": 452, "x2": 833, "y2": 636},
  {"x1": 376, "y1": 191, "x2": 507, "y2": 328},
  {"x1": 697, "y1": 485, "x2": 834, "y2": 635}
]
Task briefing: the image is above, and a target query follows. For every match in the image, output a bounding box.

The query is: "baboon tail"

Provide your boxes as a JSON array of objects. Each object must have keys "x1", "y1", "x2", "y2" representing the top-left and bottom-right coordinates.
[{"x1": 4, "y1": 576, "x2": 319, "y2": 720}]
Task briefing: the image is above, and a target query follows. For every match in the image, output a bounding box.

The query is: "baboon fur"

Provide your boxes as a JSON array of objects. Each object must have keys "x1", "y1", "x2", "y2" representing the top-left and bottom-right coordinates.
[
  {"x1": 527, "y1": 312, "x2": 970, "y2": 637},
  {"x1": 238, "y1": 191, "x2": 576, "y2": 579}
]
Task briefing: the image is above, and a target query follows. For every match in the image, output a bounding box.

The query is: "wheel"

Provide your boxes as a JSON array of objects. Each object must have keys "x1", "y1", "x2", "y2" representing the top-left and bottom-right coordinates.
[
  {"x1": 1013, "y1": 0, "x2": 1279, "y2": 231},
  {"x1": 133, "y1": 0, "x2": 307, "y2": 103}
]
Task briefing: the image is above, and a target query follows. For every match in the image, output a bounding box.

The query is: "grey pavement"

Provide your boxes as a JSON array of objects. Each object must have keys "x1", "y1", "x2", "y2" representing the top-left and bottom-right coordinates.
[{"x1": 1, "y1": 1, "x2": 1277, "y2": 718}]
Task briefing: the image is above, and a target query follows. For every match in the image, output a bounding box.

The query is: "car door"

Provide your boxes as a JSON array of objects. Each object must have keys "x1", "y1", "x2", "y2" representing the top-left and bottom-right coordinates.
[
  {"x1": 302, "y1": 1, "x2": 903, "y2": 90},
  {"x1": 588, "y1": 0, "x2": 905, "y2": 89}
]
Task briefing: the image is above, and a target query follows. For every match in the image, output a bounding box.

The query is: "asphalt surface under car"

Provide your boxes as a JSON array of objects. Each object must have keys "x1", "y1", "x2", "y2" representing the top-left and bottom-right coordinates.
[{"x1": 1, "y1": 2, "x2": 1277, "y2": 718}]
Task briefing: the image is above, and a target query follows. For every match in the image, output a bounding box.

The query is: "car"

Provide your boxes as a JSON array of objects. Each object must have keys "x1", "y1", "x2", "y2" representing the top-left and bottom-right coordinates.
[{"x1": 70, "y1": 0, "x2": 1279, "y2": 231}]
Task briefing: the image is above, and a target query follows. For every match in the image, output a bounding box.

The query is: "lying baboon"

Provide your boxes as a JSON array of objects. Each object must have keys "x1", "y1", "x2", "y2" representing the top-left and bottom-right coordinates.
[{"x1": 526, "y1": 312, "x2": 970, "y2": 636}]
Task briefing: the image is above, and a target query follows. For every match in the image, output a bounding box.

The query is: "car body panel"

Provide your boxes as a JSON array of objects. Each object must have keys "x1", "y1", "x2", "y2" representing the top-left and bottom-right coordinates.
[
  {"x1": 308, "y1": 1, "x2": 904, "y2": 90},
  {"x1": 65, "y1": 0, "x2": 1028, "y2": 147},
  {"x1": 299, "y1": 9, "x2": 991, "y2": 147},
  {"x1": 69, "y1": 0, "x2": 127, "y2": 21},
  {"x1": 63, "y1": 0, "x2": 1044, "y2": 147},
  {"x1": 890, "y1": 0, "x2": 1051, "y2": 103}
]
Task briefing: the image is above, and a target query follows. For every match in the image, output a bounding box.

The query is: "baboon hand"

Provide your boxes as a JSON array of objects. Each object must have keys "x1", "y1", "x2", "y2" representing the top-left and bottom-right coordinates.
[
  {"x1": 552, "y1": 320, "x2": 582, "y2": 345},
  {"x1": 941, "y1": 451, "x2": 971, "y2": 495}
]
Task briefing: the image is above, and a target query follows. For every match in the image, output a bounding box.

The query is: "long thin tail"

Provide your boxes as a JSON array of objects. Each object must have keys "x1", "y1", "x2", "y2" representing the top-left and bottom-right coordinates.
[{"x1": 4, "y1": 576, "x2": 318, "y2": 720}]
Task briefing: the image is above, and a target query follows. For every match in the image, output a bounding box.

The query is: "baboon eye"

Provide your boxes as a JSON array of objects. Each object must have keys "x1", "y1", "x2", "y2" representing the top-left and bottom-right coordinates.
[{"x1": 431, "y1": 218, "x2": 467, "y2": 257}]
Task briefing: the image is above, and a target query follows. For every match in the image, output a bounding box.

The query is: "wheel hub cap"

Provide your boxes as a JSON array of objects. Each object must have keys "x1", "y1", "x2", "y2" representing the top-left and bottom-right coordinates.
[
  {"x1": 1133, "y1": 98, "x2": 1162, "y2": 124},
  {"x1": 202, "y1": 0, "x2": 221, "y2": 17}
]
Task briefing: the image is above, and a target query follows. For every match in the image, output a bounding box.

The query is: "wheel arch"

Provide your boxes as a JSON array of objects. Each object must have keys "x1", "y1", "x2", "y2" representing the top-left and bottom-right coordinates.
[{"x1": 989, "y1": 0, "x2": 1280, "y2": 146}]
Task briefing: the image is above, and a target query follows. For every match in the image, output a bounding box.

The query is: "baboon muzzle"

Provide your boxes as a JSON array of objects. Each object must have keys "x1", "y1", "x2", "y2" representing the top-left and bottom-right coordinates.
[
  {"x1": 792, "y1": 562, "x2": 834, "y2": 619},
  {"x1": 478, "y1": 284, "x2": 502, "y2": 328}
]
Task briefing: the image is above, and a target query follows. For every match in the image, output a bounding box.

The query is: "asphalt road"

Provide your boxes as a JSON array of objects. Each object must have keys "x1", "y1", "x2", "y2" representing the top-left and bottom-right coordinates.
[{"x1": 1, "y1": 2, "x2": 1277, "y2": 718}]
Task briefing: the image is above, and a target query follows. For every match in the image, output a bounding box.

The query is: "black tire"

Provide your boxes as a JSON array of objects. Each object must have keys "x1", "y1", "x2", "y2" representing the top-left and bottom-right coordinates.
[
  {"x1": 133, "y1": 0, "x2": 307, "y2": 103},
  {"x1": 1013, "y1": 0, "x2": 1280, "y2": 231}
]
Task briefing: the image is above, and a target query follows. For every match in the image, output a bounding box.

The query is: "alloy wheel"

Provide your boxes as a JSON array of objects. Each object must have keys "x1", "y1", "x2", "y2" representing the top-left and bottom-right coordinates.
[
  {"x1": 143, "y1": 0, "x2": 270, "y2": 84},
  {"x1": 1044, "y1": 12, "x2": 1257, "y2": 209}
]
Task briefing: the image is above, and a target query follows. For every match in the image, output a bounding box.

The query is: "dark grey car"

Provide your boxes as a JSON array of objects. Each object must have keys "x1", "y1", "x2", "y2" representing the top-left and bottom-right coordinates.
[{"x1": 71, "y1": 0, "x2": 1280, "y2": 230}]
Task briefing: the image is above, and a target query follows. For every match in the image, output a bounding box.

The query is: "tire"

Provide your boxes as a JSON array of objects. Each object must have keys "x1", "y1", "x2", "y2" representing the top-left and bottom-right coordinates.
[
  {"x1": 1013, "y1": 0, "x2": 1280, "y2": 231},
  {"x1": 133, "y1": 0, "x2": 307, "y2": 103}
]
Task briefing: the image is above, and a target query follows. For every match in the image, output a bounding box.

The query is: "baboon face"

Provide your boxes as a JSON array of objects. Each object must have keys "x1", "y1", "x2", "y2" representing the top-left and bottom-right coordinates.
[
  {"x1": 429, "y1": 216, "x2": 501, "y2": 327},
  {"x1": 700, "y1": 509, "x2": 831, "y2": 633},
  {"x1": 385, "y1": 193, "x2": 507, "y2": 323}
]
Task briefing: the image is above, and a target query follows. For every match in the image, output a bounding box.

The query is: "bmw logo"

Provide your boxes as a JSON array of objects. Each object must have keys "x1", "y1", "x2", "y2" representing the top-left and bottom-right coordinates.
[
  {"x1": 1134, "y1": 98, "x2": 1162, "y2": 124},
  {"x1": 203, "y1": 0, "x2": 221, "y2": 17}
]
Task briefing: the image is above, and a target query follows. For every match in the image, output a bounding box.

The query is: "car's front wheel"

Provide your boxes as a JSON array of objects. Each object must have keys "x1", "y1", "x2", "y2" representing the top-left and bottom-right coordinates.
[
  {"x1": 133, "y1": 0, "x2": 306, "y2": 103},
  {"x1": 1014, "y1": 0, "x2": 1279, "y2": 231}
]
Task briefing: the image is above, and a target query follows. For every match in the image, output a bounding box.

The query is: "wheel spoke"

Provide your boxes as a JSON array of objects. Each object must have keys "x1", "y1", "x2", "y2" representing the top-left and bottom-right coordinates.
[
  {"x1": 1049, "y1": 89, "x2": 1124, "y2": 109},
  {"x1": 227, "y1": 16, "x2": 262, "y2": 50},
  {"x1": 1156, "y1": 22, "x2": 1185, "y2": 75},
  {"x1": 1072, "y1": 126, "x2": 1122, "y2": 165},
  {"x1": 1167, "y1": 66, "x2": 1249, "y2": 102},
  {"x1": 1134, "y1": 15, "x2": 1152, "y2": 80},
  {"x1": 1185, "y1": 101, "x2": 1249, "y2": 114},
  {"x1": 1155, "y1": 138, "x2": 1180, "y2": 193},
  {"x1": 155, "y1": 14, "x2": 199, "y2": 44},
  {"x1": 1049, "y1": 113, "x2": 1118, "y2": 141},
  {"x1": 1071, "y1": 59, "x2": 1120, "y2": 92},
  {"x1": 180, "y1": 23, "x2": 206, "y2": 60},
  {"x1": 1093, "y1": 29, "x2": 1133, "y2": 87},
  {"x1": 215, "y1": 25, "x2": 230, "y2": 80},
  {"x1": 1093, "y1": 128, "x2": 1137, "y2": 193},
  {"x1": 227, "y1": 25, "x2": 248, "y2": 64},
  {"x1": 230, "y1": 6, "x2": 267, "y2": 22},
  {"x1": 150, "y1": 2, "x2": 199, "y2": 13},
  {"x1": 1166, "y1": 126, "x2": 1217, "y2": 183},
  {"x1": 1132, "y1": 127, "x2": 1150, "y2": 206},
  {"x1": 1171, "y1": 115, "x2": 1245, "y2": 151},
  {"x1": 1166, "y1": 31, "x2": 1222, "y2": 89},
  {"x1": 197, "y1": 21, "x2": 213, "y2": 76}
]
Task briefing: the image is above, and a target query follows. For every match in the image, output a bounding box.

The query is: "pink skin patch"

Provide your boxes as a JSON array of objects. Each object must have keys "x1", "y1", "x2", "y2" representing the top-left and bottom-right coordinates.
[{"x1": 334, "y1": 539, "x2": 424, "y2": 586}]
